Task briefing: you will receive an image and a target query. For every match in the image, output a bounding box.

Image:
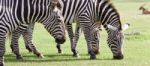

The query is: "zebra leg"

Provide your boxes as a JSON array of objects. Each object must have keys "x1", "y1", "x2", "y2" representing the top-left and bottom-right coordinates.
[
  {"x1": 56, "y1": 44, "x2": 61, "y2": 53},
  {"x1": 24, "y1": 23, "x2": 35, "y2": 52},
  {"x1": 22, "y1": 26, "x2": 44, "y2": 58},
  {"x1": 73, "y1": 23, "x2": 100, "y2": 56},
  {"x1": 0, "y1": 34, "x2": 6, "y2": 66},
  {"x1": 10, "y1": 43, "x2": 14, "y2": 53},
  {"x1": 24, "y1": 37, "x2": 32, "y2": 53},
  {"x1": 80, "y1": 22, "x2": 97, "y2": 59},
  {"x1": 25, "y1": 44, "x2": 32, "y2": 52},
  {"x1": 66, "y1": 24, "x2": 79, "y2": 57},
  {"x1": 11, "y1": 29, "x2": 23, "y2": 60},
  {"x1": 72, "y1": 23, "x2": 81, "y2": 57},
  {"x1": 92, "y1": 30, "x2": 100, "y2": 55},
  {"x1": 89, "y1": 23, "x2": 101, "y2": 55}
]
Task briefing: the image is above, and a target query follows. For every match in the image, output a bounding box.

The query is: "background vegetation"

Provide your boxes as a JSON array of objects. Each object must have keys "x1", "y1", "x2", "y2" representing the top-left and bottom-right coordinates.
[{"x1": 5, "y1": 0, "x2": 150, "y2": 66}]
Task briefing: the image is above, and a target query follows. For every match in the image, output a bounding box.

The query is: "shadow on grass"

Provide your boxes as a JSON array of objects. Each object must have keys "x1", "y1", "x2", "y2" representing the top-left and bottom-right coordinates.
[{"x1": 4, "y1": 53, "x2": 115, "y2": 62}]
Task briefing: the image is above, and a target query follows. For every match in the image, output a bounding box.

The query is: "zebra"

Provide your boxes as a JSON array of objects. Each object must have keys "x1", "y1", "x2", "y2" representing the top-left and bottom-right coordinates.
[
  {"x1": 11, "y1": 0, "x2": 129, "y2": 60},
  {"x1": 55, "y1": 0, "x2": 130, "y2": 59},
  {"x1": 69, "y1": 0, "x2": 130, "y2": 59},
  {"x1": 0, "y1": 0, "x2": 66, "y2": 65},
  {"x1": 10, "y1": 0, "x2": 99, "y2": 59}
]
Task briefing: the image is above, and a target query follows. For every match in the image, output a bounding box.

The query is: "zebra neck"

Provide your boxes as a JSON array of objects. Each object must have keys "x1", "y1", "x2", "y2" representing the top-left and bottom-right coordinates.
[{"x1": 96, "y1": 0, "x2": 122, "y2": 31}]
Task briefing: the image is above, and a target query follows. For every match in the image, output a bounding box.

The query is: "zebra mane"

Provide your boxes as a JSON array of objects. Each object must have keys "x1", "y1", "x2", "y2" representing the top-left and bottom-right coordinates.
[
  {"x1": 108, "y1": 0, "x2": 122, "y2": 31},
  {"x1": 100, "y1": 0, "x2": 122, "y2": 31},
  {"x1": 107, "y1": 24, "x2": 117, "y2": 31},
  {"x1": 107, "y1": 23, "x2": 130, "y2": 31}
]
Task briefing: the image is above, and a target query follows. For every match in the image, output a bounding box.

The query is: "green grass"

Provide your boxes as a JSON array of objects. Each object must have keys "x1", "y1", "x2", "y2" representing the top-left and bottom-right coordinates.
[{"x1": 4, "y1": 0, "x2": 150, "y2": 66}]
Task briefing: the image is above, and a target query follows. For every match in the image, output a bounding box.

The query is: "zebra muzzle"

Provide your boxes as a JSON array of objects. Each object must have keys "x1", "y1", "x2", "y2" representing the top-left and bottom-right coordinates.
[
  {"x1": 113, "y1": 54, "x2": 124, "y2": 60},
  {"x1": 55, "y1": 37, "x2": 66, "y2": 44},
  {"x1": 113, "y1": 51, "x2": 124, "y2": 60}
]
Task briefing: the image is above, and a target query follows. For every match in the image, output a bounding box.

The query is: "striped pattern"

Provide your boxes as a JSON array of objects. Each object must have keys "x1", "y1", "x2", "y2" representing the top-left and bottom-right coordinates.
[
  {"x1": 60, "y1": 0, "x2": 124, "y2": 59},
  {"x1": 96, "y1": 0, "x2": 124, "y2": 59},
  {"x1": 0, "y1": 0, "x2": 65, "y2": 66},
  {"x1": 11, "y1": 0, "x2": 98, "y2": 59},
  {"x1": 57, "y1": 0, "x2": 124, "y2": 59}
]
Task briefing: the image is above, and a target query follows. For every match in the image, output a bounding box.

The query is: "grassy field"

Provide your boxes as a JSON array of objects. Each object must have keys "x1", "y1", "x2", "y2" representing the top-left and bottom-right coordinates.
[{"x1": 4, "y1": 0, "x2": 150, "y2": 66}]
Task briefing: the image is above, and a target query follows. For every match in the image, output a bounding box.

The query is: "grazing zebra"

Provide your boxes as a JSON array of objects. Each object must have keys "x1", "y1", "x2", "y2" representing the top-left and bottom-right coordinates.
[
  {"x1": 68, "y1": 0, "x2": 129, "y2": 59},
  {"x1": 11, "y1": 0, "x2": 129, "y2": 59},
  {"x1": 0, "y1": 0, "x2": 66, "y2": 65},
  {"x1": 57, "y1": 0, "x2": 129, "y2": 59},
  {"x1": 70, "y1": 0, "x2": 129, "y2": 59},
  {"x1": 11, "y1": 0, "x2": 99, "y2": 59},
  {"x1": 95, "y1": 0, "x2": 129, "y2": 59}
]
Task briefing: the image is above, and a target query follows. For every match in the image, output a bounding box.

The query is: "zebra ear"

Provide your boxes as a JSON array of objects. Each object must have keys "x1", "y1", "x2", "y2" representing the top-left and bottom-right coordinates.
[
  {"x1": 50, "y1": 0, "x2": 60, "y2": 12},
  {"x1": 122, "y1": 23, "x2": 130, "y2": 31},
  {"x1": 107, "y1": 25, "x2": 117, "y2": 31},
  {"x1": 53, "y1": 6, "x2": 59, "y2": 12}
]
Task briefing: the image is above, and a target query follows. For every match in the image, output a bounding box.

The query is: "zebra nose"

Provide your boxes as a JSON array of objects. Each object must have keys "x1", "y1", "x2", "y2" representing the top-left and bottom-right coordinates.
[
  {"x1": 55, "y1": 37, "x2": 66, "y2": 44},
  {"x1": 113, "y1": 52, "x2": 124, "y2": 60},
  {"x1": 113, "y1": 54, "x2": 124, "y2": 60}
]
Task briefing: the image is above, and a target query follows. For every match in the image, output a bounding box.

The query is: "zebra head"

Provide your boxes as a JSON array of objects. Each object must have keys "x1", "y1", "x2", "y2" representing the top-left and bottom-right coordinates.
[
  {"x1": 107, "y1": 23, "x2": 129, "y2": 59},
  {"x1": 44, "y1": 0, "x2": 66, "y2": 44}
]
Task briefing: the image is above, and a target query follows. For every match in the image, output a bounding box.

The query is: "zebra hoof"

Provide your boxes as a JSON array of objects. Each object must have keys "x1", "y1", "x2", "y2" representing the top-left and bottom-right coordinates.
[
  {"x1": 72, "y1": 54, "x2": 80, "y2": 58},
  {"x1": 90, "y1": 55, "x2": 96, "y2": 60},
  {"x1": 16, "y1": 56, "x2": 23, "y2": 60},
  {"x1": 28, "y1": 50, "x2": 32, "y2": 53},
  {"x1": 27, "y1": 49, "x2": 32, "y2": 53},
  {"x1": 58, "y1": 51, "x2": 62, "y2": 53},
  {"x1": 55, "y1": 37, "x2": 66, "y2": 44},
  {"x1": 88, "y1": 51, "x2": 99, "y2": 55},
  {"x1": 25, "y1": 46, "x2": 32, "y2": 53},
  {"x1": 113, "y1": 55, "x2": 124, "y2": 60},
  {"x1": 38, "y1": 54, "x2": 44, "y2": 58},
  {"x1": 94, "y1": 50, "x2": 99, "y2": 55}
]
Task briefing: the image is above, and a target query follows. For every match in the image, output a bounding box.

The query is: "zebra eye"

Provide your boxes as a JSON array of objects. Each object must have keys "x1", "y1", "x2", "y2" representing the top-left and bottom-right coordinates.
[
  {"x1": 50, "y1": 2, "x2": 57, "y2": 9},
  {"x1": 56, "y1": 2, "x2": 62, "y2": 9}
]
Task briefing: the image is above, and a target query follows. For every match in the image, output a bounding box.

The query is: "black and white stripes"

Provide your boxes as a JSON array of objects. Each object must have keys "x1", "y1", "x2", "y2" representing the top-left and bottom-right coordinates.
[
  {"x1": 0, "y1": 0, "x2": 66, "y2": 66},
  {"x1": 57, "y1": 0, "x2": 124, "y2": 59},
  {"x1": 11, "y1": 0, "x2": 98, "y2": 59},
  {"x1": 95, "y1": 0, "x2": 124, "y2": 59},
  {"x1": 10, "y1": 0, "x2": 125, "y2": 60},
  {"x1": 66, "y1": 0, "x2": 125, "y2": 59}
]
